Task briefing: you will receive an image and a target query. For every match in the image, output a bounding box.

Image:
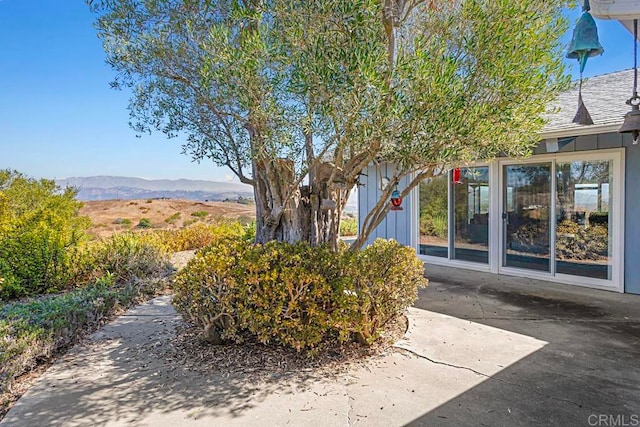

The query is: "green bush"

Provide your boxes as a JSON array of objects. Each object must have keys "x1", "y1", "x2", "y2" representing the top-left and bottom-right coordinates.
[
  {"x1": 172, "y1": 237, "x2": 250, "y2": 344},
  {"x1": 191, "y1": 211, "x2": 209, "y2": 219},
  {"x1": 339, "y1": 217, "x2": 358, "y2": 236},
  {"x1": 173, "y1": 237, "x2": 427, "y2": 352},
  {"x1": 239, "y1": 242, "x2": 345, "y2": 351},
  {"x1": 0, "y1": 170, "x2": 90, "y2": 300},
  {"x1": 142, "y1": 221, "x2": 251, "y2": 252},
  {"x1": 137, "y1": 218, "x2": 152, "y2": 228},
  {"x1": 113, "y1": 218, "x2": 132, "y2": 227},
  {"x1": 0, "y1": 274, "x2": 163, "y2": 400},
  {"x1": 164, "y1": 212, "x2": 181, "y2": 224},
  {"x1": 87, "y1": 234, "x2": 172, "y2": 284},
  {"x1": 345, "y1": 239, "x2": 428, "y2": 344}
]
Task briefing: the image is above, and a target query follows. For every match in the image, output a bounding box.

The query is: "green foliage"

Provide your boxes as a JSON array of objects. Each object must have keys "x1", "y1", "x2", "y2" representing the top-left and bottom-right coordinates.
[
  {"x1": 113, "y1": 217, "x2": 132, "y2": 227},
  {"x1": 137, "y1": 218, "x2": 152, "y2": 228},
  {"x1": 419, "y1": 176, "x2": 448, "y2": 239},
  {"x1": 339, "y1": 217, "x2": 358, "y2": 237},
  {"x1": 0, "y1": 170, "x2": 90, "y2": 300},
  {"x1": 190, "y1": 211, "x2": 209, "y2": 219},
  {"x1": 239, "y1": 242, "x2": 343, "y2": 351},
  {"x1": 85, "y1": 233, "x2": 172, "y2": 284},
  {"x1": 164, "y1": 212, "x2": 181, "y2": 224},
  {"x1": 172, "y1": 237, "x2": 251, "y2": 344},
  {"x1": 91, "y1": 0, "x2": 568, "y2": 248},
  {"x1": 173, "y1": 237, "x2": 426, "y2": 352},
  {"x1": 0, "y1": 276, "x2": 163, "y2": 399},
  {"x1": 142, "y1": 221, "x2": 251, "y2": 252},
  {"x1": 345, "y1": 240, "x2": 428, "y2": 344}
]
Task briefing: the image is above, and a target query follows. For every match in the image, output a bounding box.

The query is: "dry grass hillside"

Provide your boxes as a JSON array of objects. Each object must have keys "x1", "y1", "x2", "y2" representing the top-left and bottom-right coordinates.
[{"x1": 80, "y1": 199, "x2": 255, "y2": 238}]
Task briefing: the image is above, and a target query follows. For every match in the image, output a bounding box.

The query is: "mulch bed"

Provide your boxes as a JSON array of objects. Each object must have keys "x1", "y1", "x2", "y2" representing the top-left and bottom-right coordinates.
[{"x1": 156, "y1": 314, "x2": 408, "y2": 382}]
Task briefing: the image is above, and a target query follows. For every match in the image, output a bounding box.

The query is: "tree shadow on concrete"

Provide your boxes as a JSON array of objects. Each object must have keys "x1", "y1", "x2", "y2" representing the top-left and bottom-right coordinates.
[
  {"x1": 1, "y1": 296, "x2": 352, "y2": 426},
  {"x1": 405, "y1": 266, "x2": 640, "y2": 427}
]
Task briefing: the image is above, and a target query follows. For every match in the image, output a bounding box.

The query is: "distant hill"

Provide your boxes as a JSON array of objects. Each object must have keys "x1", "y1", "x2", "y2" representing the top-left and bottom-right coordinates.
[{"x1": 56, "y1": 176, "x2": 254, "y2": 202}]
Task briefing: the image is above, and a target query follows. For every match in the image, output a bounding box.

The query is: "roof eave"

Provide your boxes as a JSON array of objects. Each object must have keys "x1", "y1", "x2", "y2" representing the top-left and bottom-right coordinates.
[{"x1": 539, "y1": 123, "x2": 623, "y2": 139}]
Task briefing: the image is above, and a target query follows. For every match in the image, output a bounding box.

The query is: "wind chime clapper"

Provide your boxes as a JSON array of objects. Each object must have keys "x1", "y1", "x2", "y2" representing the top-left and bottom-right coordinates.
[
  {"x1": 619, "y1": 19, "x2": 640, "y2": 145},
  {"x1": 566, "y1": 0, "x2": 604, "y2": 125}
]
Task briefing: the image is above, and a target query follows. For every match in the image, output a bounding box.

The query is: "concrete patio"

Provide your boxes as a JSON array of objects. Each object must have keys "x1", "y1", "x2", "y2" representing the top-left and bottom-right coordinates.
[{"x1": 2, "y1": 265, "x2": 639, "y2": 426}]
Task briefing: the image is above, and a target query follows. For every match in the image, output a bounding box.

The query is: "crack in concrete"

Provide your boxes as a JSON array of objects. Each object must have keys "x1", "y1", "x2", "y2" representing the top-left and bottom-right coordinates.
[
  {"x1": 345, "y1": 383, "x2": 354, "y2": 427},
  {"x1": 391, "y1": 346, "x2": 602, "y2": 413},
  {"x1": 475, "y1": 285, "x2": 486, "y2": 319}
]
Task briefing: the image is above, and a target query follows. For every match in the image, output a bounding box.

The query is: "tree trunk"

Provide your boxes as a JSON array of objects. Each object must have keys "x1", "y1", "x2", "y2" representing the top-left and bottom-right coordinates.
[{"x1": 252, "y1": 158, "x2": 348, "y2": 249}]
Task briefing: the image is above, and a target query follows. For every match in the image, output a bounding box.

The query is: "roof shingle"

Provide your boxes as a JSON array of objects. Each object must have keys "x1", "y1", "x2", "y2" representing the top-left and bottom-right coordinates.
[{"x1": 542, "y1": 69, "x2": 635, "y2": 134}]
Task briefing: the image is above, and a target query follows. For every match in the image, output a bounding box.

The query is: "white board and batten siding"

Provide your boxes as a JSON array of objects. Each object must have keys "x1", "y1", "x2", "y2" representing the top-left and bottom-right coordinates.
[{"x1": 357, "y1": 163, "x2": 415, "y2": 249}]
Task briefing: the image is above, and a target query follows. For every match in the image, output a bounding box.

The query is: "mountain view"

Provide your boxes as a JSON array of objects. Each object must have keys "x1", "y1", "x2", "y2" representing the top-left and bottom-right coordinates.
[{"x1": 56, "y1": 176, "x2": 254, "y2": 202}]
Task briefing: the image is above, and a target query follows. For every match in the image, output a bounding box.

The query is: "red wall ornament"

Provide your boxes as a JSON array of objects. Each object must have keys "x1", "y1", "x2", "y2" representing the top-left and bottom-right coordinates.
[
  {"x1": 452, "y1": 167, "x2": 463, "y2": 184},
  {"x1": 390, "y1": 189, "x2": 403, "y2": 211}
]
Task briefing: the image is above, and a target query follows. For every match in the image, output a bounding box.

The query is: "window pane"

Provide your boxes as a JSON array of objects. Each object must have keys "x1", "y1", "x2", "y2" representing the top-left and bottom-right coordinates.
[
  {"x1": 504, "y1": 164, "x2": 552, "y2": 272},
  {"x1": 419, "y1": 174, "x2": 448, "y2": 257},
  {"x1": 556, "y1": 160, "x2": 613, "y2": 280},
  {"x1": 453, "y1": 167, "x2": 489, "y2": 263}
]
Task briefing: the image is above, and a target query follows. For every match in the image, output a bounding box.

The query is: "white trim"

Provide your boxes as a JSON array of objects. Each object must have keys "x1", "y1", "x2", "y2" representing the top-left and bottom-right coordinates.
[
  {"x1": 420, "y1": 255, "x2": 493, "y2": 273},
  {"x1": 540, "y1": 124, "x2": 621, "y2": 139},
  {"x1": 489, "y1": 163, "x2": 501, "y2": 274},
  {"x1": 550, "y1": 160, "x2": 557, "y2": 276},
  {"x1": 410, "y1": 171, "x2": 419, "y2": 251},
  {"x1": 500, "y1": 268, "x2": 622, "y2": 292}
]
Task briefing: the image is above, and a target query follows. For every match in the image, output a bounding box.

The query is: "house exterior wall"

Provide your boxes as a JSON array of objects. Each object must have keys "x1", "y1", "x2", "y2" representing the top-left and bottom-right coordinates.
[
  {"x1": 623, "y1": 134, "x2": 640, "y2": 294},
  {"x1": 357, "y1": 132, "x2": 640, "y2": 295},
  {"x1": 357, "y1": 163, "x2": 414, "y2": 248}
]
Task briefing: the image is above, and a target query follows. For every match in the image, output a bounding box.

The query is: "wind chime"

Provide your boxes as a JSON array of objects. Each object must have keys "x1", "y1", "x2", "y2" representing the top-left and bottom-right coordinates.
[
  {"x1": 618, "y1": 19, "x2": 640, "y2": 144},
  {"x1": 566, "y1": 0, "x2": 604, "y2": 125}
]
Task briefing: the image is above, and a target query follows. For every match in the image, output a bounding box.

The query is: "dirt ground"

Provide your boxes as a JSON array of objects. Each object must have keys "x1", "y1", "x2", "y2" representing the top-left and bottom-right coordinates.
[{"x1": 80, "y1": 199, "x2": 255, "y2": 238}]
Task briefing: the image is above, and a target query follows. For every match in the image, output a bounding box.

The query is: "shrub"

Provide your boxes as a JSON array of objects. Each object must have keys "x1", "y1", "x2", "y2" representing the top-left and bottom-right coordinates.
[
  {"x1": 164, "y1": 212, "x2": 181, "y2": 224},
  {"x1": 0, "y1": 170, "x2": 90, "y2": 300},
  {"x1": 87, "y1": 233, "x2": 172, "y2": 284},
  {"x1": 142, "y1": 221, "x2": 250, "y2": 252},
  {"x1": 345, "y1": 239, "x2": 428, "y2": 344},
  {"x1": 113, "y1": 218, "x2": 132, "y2": 227},
  {"x1": 137, "y1": 218, "x2": 152, "y2": 229},
  {"x1": 173, "y1": 237, "x2": 426, "y2": 352},
  {"x1": 191, "y1": 211, "x2": 209, "y2": 219},
  {"x1": 182, "y1": 218, "x2": 198, "y2": 227},
  {"x1": 0, "y1": 273, "x2": 164, "y2": 401},
  {"x1": 239, "y1": 242, "x2": 342, "y2": 351},
  {"x1": 173, "y1": 237, "x2": 250, "y2": 344},
  {"x1": 339, "y1": 217, "x2": 358, "y2": 236}
]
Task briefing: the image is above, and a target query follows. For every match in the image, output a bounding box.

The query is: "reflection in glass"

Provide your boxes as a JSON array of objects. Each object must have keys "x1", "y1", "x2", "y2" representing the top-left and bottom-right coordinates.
[
  {"x1": 555, "y1": 160, "x2": 612, "y2": 280},
  {"x1": 453, "y1": 167, "x2": 489, "y2": 263},
  {"x1": 504, "y1": 164, "x2": 551, "y2": 272},
  {"x1": 419, "y1": 175, "x2": 448, "y2": 257}
]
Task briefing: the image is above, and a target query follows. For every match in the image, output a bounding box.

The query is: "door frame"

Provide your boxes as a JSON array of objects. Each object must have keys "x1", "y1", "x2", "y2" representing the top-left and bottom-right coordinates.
[{"x1": 499, "y1": 160, "x2": 554, "y2": 274}]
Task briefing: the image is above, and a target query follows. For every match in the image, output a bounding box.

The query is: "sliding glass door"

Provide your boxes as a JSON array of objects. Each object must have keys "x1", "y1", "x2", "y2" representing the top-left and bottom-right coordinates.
[
  {"x1": 555, "y1": 160, "x2": 613, "y2": 280},
  {"x1": 503, "y1": 164, "x2": 552, "y2": 272}
]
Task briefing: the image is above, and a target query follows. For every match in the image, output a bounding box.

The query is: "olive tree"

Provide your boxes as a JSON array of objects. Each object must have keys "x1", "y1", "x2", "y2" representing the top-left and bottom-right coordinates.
[{"x1": 89, "y1": 0, "x2": 569, "y2": 250}]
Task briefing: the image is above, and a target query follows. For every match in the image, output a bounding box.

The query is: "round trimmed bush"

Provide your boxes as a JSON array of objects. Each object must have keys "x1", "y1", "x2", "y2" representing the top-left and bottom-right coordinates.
[{"x1": 172, "y1": 237, "x2": 428, "y2": 351}]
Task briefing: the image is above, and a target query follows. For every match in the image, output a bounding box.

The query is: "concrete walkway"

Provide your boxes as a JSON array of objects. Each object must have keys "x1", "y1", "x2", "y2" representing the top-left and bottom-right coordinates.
[{"x1": 2, "y1": 266, "x2": 640, "y2": 426}]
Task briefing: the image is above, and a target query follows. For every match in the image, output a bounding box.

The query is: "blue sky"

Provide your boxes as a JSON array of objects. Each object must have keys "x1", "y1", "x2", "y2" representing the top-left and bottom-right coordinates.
[{"x1": 0, "y1": 2, "x2": 636, "y2": 181}]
